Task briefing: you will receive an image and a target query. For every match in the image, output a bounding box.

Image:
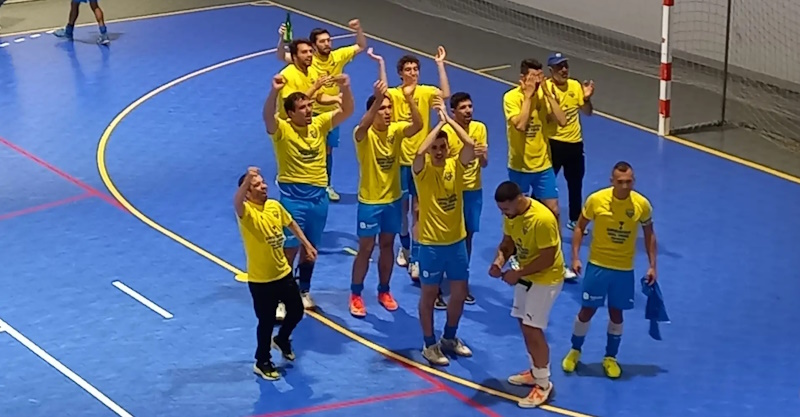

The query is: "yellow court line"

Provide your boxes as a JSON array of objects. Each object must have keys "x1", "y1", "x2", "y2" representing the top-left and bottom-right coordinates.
[
  {"x1": 0, "y1": 1, "x2": 255, "y2": 38},
  {"x1": 269, "y1": 2, "x2": 800, "y2": 186},
  {"x1": 95, "y1": 37, "x2": 594, "y2": 417},
  {"x1": 476, "y1": 64, "x2": 511, "y2": 73}
]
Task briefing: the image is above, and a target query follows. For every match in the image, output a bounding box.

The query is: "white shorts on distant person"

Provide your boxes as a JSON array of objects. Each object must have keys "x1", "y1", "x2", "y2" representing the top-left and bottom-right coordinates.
[{"x1": 511, "y1": 281, "x2": 563, "y2": 329}]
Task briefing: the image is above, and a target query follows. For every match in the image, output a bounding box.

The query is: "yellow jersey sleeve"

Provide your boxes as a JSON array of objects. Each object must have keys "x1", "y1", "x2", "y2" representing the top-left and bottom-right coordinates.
[
  {"x1": 581, "y1": 192, "x2": 597, "y2": 220},
  {"x1": 312, "y1": 111, "x2": 334, "y2": 138},
  {"x1": 271, "y1": 118, "x2": 288, "y2": 142},
  {"x1": 638, "y1": 195, "x2": 654, "y2": 225},
  {"x1": 503, "y1": 90, "x2": 522, "y2": 123},
  {"x1": 547, "y1": 79, "x2": 585, "y2": 143},
  {"x1": 443, "y1": 122, "x2": 487, "y2": 190},
  {"x1": 331, "y1": 45, "x2": 358, "y2": 66},
  {"x1": 394, "y1": 85, "x2": 440, "y2": 166},
  {"x1": 533, "y1": 210, "x2": 560, "y2": 250},
  {"x1": 313, "y1": 46, "x2": 358, "y2": 114}
]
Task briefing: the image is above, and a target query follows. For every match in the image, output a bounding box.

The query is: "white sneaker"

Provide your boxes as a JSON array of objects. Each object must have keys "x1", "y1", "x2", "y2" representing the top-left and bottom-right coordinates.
[
  {"x1": 422, "y1": 343, "x2": 449, "y2": 366},
  {"x1": 409, "y1": 262, "x2": 420, "y2": 280},
  {"x1": 563, "y1": 267, "x2": 578, "y2": 280},
  {"x1": 300, "y1": 292, "x2": 316, "y2": 310},
  {"x1": 396, "y1": 248, "x2": 409, "y2": 267},
  {"x1": 440, "y1": 337, "x2": 473, "y2": 357},
  {"x1": 275, "y1": 303, "x2": 286, "y2": 321},
  {"x1": 518, "y1": 382, "x2": 554, "y2": 408}
]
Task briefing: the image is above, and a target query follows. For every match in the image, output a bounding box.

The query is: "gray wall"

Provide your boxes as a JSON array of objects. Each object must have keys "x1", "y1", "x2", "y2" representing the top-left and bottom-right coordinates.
[{"x1": 502, "y1": 0, "x2": 800, "y2": 84}]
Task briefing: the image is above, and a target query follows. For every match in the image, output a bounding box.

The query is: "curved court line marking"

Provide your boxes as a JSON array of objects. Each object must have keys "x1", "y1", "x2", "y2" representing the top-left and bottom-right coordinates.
[
  {"x1": 268, "y1": 2, "x2": 800, "y2": 186},
  {"x1": 96, "y1": 40, "x2": 593, "y2": 417}
]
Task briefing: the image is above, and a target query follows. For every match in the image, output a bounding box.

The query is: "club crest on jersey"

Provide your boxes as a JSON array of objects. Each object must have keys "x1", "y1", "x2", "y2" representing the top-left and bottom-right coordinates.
[
  {"x1": 568, "y1": 91, "x2": 575, "y2": 98},
  {"x1": 444, "y1": 171, "x2": 453, "y2": 181},
  {"x1": 310, "y1": 130, "x2": 318, "y2": 138},
  {"x1": 625, "y1": 209, "x2": 634, "y2": 218}
]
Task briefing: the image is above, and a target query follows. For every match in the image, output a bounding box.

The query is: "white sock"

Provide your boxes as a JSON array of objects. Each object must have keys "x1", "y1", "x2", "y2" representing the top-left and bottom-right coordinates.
[{"x1": 531, "y1": 364, "x2": 551, "y2": 389}]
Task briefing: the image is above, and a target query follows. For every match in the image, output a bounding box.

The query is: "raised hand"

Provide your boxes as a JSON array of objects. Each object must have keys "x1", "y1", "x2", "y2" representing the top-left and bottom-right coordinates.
[
  {"x1": 348, "y1": 19, "x2": 361, "y2": 30},
  {"x1": 434, "y1": 46, "x2": 447, "y2": 63},
  {"x1": 314, "y1": 75, "x2": 333, "y2": 89},
  {"x1": 333, "y1": 74, "x2": 351, "y2": 86},
  {"x1": 402, "y1": 83, "x2": 415, "y2": 97},
  {"x1": 246, "y1": 166, "x2": 260, "y2": 180},
  {"x1": 373, "y1": 80, "x2": 388, "y2": 96},
  {"x1": 583, "y1": 80, "x2": 595, "y2": 99},
  {"x1": 278, "y1": 24, "x2": 287, "y2": 37},
  {"x1": 474, "y1": 144, "x2": 488, "y2": 157},
  {"x1": 521, "y1": 74, "x2": 537, "y2": 98},
  {"x1": 366, "y1": 47, "x2": 383, "y2": 61},
  {"x1": 488, "y1": 262, "x2": 502, "y2": 278},
  {"x1": 272, "y1": 74, "x2": 286, "y2": 90}
]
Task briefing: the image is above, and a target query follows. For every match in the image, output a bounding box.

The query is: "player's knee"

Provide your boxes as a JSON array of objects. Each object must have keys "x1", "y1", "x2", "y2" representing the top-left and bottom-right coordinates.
[
  {"x1": 545, "y1": 200, "x2": 560, "y2": 217},
  {"x1": 578, "y1": 306, "x2": 597, "y2": 322},
  {"x1": 608, "y1": 308, "x2": 624, "y2": 324},
  {"x1": 377, "y1": 236, "x2": 393, "y2": 252}
]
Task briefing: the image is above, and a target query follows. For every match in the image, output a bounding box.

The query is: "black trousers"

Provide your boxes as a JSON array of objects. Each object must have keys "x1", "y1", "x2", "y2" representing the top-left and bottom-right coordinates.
[
  {"x1": 550, "y1": 139, "x2": 585, "y2": 222},
  {"x1": 248, "y1": 273, "x2": 303, "y2": 363}
]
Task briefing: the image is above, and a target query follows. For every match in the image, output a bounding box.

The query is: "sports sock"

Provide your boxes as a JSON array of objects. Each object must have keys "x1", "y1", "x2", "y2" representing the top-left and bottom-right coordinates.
[
  {"x1": 423, "y1": 335, "x2": 437, "y2": 348},
  {"x1": 326, "y1": 154, "x2": 333, "y2": 186},
  {"x1": 531, "y1": 364, "x2": 551, "y2": 389},
  {"x1": 350, "y1": 283, "x2": 364, "y2": 296},
  {"x1": 443, "y1": 324, "x2": 458, "y2": 340},
  {"x1": 571, "y1": 315, "x2": 591, "y2": 351},
  {"x1": 606, "y1": 322, "x2": 623, "y2": 357},
  {"x1": 66, "y1": 24, "x2": 75, "y2": 36},
  {"x1": 297, "y1": 262, "x2": 314, "y2": 292},
  {"x1": 99, "y1": 25, "x2": 107, "y2": 35},
  {"x1": 377, "y1": 283, "x2": 390, "y2": 294},
  {"x1": 399, "y1": 234, "x2": 411, "y2": 251}
]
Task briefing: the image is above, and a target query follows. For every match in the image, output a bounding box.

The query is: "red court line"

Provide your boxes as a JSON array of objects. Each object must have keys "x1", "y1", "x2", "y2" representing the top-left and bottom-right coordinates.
[
  {"x1": 253, "y1": 387, "x2": 442, "y2": 417},
  {"x1": 0, "y1": 136, "x2": 126, "y2": 211},
  {"x1": 403, "y1": 364, "x2": 504, "y2": 417},
  {"x1": 0, "y1": 193, "x2": 93, "y2": 221}
]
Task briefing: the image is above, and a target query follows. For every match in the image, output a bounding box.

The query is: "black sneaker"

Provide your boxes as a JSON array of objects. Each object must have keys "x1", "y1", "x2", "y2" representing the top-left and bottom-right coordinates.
[
  {"x1": 253, "y1": 361, "x2": 279, "y2": 380},
  {"x1": 272, "y1": 336, "x2": 296, "y2": 361},
  {"x1": 465, "y1": 294, "x2": 476, "y2": 305},
  {"x1": 434, "y1": 294, "x2": 448, "y2": 310}
]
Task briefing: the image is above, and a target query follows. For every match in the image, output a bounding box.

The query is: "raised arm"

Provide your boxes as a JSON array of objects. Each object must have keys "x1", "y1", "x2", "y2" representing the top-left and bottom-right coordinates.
[
  {"x1": 355, "y1": 80, "x2": 387, "y2": 142},
  {"x1": 413, "y1": 105, "x2": 446, "y2": 175},
  {"x1": 508, "y1": 75, "x2": 537, "y2": 131},
  {"x1": 234, "y1": 167, "x2": 259, "y2": 218},
  {"x1": 366, "y1": 48, "x2": 388, "y2": 86},
  {"x1": 263, "y1": 74, "x2": 285, "y2": 135},
  {"x1": 543, "y1": 79, "x2": 567, "y2": 127},
  {"x1": 403, "y1": 84, "x2": 423, "y2": 138},
  {"x1": 442, "y1": 112, "x2": 475, "y2": 166},
  {"x1": 581, "y1": 80, "x2": 595, "y2": 115},
  {"x1": 277, "y1": 24, "x2": 292, "y2": 64},
  {"x1": 330, "y1": 75, "x2": 355, "y2": 127},
  {"x1": 347, "y1": 19, "x2": 367, "y2": 53},
  {"x1": 434, "y1": 46, "x2": 451, "y2": 99}
]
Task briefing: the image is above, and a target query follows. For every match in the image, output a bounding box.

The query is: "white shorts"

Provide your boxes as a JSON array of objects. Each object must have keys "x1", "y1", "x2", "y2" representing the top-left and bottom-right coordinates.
[{"x1": 511, "y1": 281, "x2": 564, "y2": 329}]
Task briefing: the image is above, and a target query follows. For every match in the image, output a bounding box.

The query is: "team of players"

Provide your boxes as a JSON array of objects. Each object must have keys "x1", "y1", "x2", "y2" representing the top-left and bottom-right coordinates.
[{"x1": 235, "y1": 22, "x2": 658, "y2": 409}]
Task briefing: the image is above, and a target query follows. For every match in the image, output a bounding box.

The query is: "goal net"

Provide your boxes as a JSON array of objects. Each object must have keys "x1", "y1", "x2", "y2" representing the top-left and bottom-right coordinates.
[{"x1": 381, "y1": 0, "x2": 800, "y2": 151}]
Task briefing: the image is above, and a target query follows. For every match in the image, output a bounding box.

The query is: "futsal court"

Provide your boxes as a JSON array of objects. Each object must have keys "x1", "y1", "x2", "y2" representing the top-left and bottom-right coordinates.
[{"x1": 1, "y1": 2, "x2": 799, "y2": 417}]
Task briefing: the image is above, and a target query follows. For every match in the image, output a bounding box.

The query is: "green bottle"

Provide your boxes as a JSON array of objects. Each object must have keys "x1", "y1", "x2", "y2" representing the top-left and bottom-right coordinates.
[{"x1": 283, "y1": 12, "x2": 293, "y2": 43}]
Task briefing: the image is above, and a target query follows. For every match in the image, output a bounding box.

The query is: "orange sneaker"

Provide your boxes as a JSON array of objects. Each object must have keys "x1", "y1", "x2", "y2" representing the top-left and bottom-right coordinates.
[
  {"x1": 349, "y1": 294, "x2": 366, "y2": 317},
  {"x1": 378, "y1": 292, "x2": 399, "y2": 311}
]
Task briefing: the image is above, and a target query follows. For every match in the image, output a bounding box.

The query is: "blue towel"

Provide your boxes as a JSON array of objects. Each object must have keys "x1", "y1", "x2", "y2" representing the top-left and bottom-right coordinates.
[{"x1": 640, "y1": 277, "x2": 670, "y2": 340}]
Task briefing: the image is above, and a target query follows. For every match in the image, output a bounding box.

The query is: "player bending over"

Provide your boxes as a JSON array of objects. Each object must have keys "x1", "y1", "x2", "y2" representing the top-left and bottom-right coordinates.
[
  {"x1": 263, "y1": 73, "x2": 354, "y2": 312},
  {"x1": 349, "y1": 80, "x2": 422, "y2": 317},
  {"x1": 562, "y1": 161, "x2": 658, "y2": 378},
  {"x1": 278, "y1": 20, "x2": 367, "y2": 202},
  {"x1": 53, "y1": 0, "x2": 109, "y2": 45},
  {"x1": 490, "y1": 181, "x2": 565, "y2": 407},
  {"x1": 413, "y1": 100, "x2": 474, "y2": 366},
  {"x1": 235, "y1": 167, "x2": 317, "y2": 381}
]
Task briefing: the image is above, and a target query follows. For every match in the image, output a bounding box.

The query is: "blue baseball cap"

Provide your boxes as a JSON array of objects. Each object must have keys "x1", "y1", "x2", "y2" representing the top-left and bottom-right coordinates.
[{"x1": 547, "y1": 52, "x2": 568, "y2": 67}]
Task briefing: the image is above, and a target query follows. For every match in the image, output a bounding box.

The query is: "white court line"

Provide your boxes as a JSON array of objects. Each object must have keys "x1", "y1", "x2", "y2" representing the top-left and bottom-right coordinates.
[
  {"x1": 13, "y1": 38, "x2": 25, "y2": 43},
  {"x1": 0, "y1": 317, "x2": 133, "y2": 417},
  {"x1": 476, "y1": 64, "x2": 511, "y2": 73},
  {"x1": 30, "y1": 34, "x2": 41, "y2": 39},
  {"x1": 112, "y1": 281, "x2": 174, "y2": 319},
  {"x1": 0, "y1": 42, "x2": 9, "y2": 48},
  {"x1": 0, "y1": 1, "x2": 256, "y2": 38}
]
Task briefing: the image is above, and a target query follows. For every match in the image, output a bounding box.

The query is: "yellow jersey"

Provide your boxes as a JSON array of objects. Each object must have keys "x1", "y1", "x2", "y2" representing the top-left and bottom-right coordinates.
[
  {"x1": 312, "y1": 45, "x2": 358, "y2": 114},
  {"x1": 583, "y1": 187, "x2": 653, "y2": 271},
  {"x1": 237, "y1": 200, "x2": 294, "y2": 283},
  {"x1": 387, "y1": 85, "x2": 439, "y2": 166},
  {"x1": 271, "y1": 112, "x2": 332, "y2": 188},
  {"x1": 502, "y1": 198, "x2": 565, "y2": 285},
  {"x1": 503, "y1": 87, "x2": 553, "y2": 173},
  {"x1": 354, "y1": 122, "x2": 410, "y2": 204},
  {"x1": 443, "y1": 121, "x2": 488, "y2": 191},
  {"x1": 546, "y1": 79, "x2": 585, "y2": 143},
  {"x1": 278, "y1": 64, "x2": 322, "y2": 120},
  {"x1": 413, "y1": 157, "x2": 467, "y2": 245}
]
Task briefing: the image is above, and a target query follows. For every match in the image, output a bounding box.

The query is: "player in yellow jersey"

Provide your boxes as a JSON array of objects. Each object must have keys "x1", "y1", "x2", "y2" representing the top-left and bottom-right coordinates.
[
  {"x1": 278, "y1": 20, "x2": 367, "y2": 201},
  {"x1": 561, "y1": 162, "x2": 658, "y2": 379},
  {"x1": 373, "y1": 48, "x2": 451, "y2": 280},
  {"x1": 262, "y1": 73, "x2": 354, "y2": 312},
  {"x1": 349, "y1": 80, "x2": 423, "y2": 318},
  {"x1": 490, "y1": 181, "x2": 564, "y2": 408},
  {"x1": 275, "y1": 38, "x2": 341, "y2": 121},
  {"x1": 413, "y1": 101, "x2": 474, "y2": 366},
  {"x1": 544, "y1": 53, "x2": 595, "y2": 233},
  {"x1": 434, "y1": 92, "x2": 488, "y2": 309},
  {"x1": 235, "y1": 167, "x2": 317, "y2": 381}
]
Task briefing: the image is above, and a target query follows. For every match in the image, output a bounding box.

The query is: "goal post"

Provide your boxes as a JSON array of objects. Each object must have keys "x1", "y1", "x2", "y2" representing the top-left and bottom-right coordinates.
[{"x1": 658, "y1": 0, "x2": 673, "y2": 136}]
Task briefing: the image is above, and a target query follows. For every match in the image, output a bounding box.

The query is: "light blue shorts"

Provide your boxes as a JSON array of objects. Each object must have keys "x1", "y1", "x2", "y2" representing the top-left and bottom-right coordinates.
[
  {"x1": 418, "y1": 240, "x2": 470, "y2": 285},
  {"x1": 508, "y1": 167, "x2": 559, "y2": 200},
  {"x1": 326, "y1": 126, "x2": 340, "y2": 148},
  {"x1": 356, "y1": 200, "x2": 402, "y2": 237},
  {"x1": 280, "y1": 191, "x2": 329, "y2": 248},
  {"x1": 581, "y1": 262, "x2": 635, "y2": 310},
  {"x1": 463, "y1": 189, "x2": 483, "y2": 233}
]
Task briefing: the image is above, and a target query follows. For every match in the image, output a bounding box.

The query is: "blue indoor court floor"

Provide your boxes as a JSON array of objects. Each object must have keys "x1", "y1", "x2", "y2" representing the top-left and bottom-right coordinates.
[{"x1": 1, "y1": 2, "x2": 800, "y2": 417}]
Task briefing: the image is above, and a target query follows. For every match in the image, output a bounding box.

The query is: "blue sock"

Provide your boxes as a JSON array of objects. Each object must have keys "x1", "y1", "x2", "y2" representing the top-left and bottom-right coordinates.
[
  {"x1": 326, "y1": 154, "x2": 333, "y2": 185},
  {"x1": 443, "y1": 325, "x2": 458, "y2": 340},
  {"x1": 411, "y1": 241, "x2": 420, "y2": 263},
  {"x1": 377, "y1": 283, "x2": 390, "y2": 294},
  {"x1": 571, "y1": 334, "x2": 586, "y2": 351},
  {"x1": 297, "y1": 262, "x2": 314, "y2": 292},
  {"x1": 66, "y1": 24, "x2": 75, "y2": 36},
  {"x1": 606, "y1": 333, "x2": 622, "y2": 357},
  {"x1": 350, "y1": 283, "x2": 364, "y2": 296},
  {"x1": 399, "y1": 234, "x2": 411, "y2": 250},
  {"x1": 423, "y1": 335, "x2": 437, "y2": 348},
  {"x1": 99, "y1": 25, "x2": 107, "y2": 35}
]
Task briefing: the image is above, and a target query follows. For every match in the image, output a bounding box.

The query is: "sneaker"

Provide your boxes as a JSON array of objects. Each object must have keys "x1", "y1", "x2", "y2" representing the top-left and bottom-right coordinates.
[
  {"x1": 409, "y1": 262, "x2": 420, "y2": 281},
  {"x1": 563, "y1": 267, "x2": 578, "y2": 281},
  {"x1": 434, "y1": 294, "x2": 447, "y2": 310},
  {"x1": 518, "y1": 382, "x2": 554, "y2": 408},
  {"x1": 440, "y1": 337, "x2": 472, "y2": 357},
  {"x1": 396, "y1": 248, "x2": 409, "y2": 268},
  {"x1": 97, "y1": 33, "x2": 110, "y2": 45},
  {"x1": 602, "y1": 356, "x2": 621, "y2": 378},
  {"x1": 507, "y1": 369, "x2": 536, "y2": 386},
  {"x1": 567, "y1": 220, "x2": 589, "y2": 235},
  {"x1": 422, "y1": 343, "x2": 449, "y2": 366},
  {"x1": 326, "y1": 186, "x2": 340, "y2": 202},
  {"x1": 275, "y1": 303, "x2": 286, "y2": 321},
  {"x1": 561, "y1": 348, "x2": 581, "y2": 373},
  {"x1": 271, "y1": 336, "x2": 295, "y2": 361},
  {"x1": 253, "y1": 361, "x2": 280, "y2": 380},
  {"x1": 53, "y1": 28, "x2": 73, "y2": 40},
  {"x1": 378, "y1": 292, "x2": 398, "y2": 311},
  {"x1": 300, "y1": 292, "x2": 316, "y2": 310},
  {"x1": 349, "y1": 294, "x2": 366, "y2": 317},
  {"x1": 465, "y1": 293, "x2": 476, "y2": 305}
]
